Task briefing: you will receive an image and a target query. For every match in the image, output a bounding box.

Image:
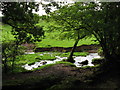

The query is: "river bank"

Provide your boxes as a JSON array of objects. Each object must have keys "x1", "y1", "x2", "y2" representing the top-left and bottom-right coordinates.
[
  {"x1": 22, "y1": 53, "x2": 101, "y2": 70},
  {"x1": 3, "y1": 63, "x2": 120, "y2": 90}
]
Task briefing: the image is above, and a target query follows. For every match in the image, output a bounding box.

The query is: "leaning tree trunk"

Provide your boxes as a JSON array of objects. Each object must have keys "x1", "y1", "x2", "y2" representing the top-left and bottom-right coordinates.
[
  {"x1": 67, "y1": 39, "x2": 79, "y2": 63},
  {"x1": 99, "y1": 41, "x2": 120, "y2": 73},
  {"x1": 67, "y1": 35, "x2": 86, "y2": 63}
]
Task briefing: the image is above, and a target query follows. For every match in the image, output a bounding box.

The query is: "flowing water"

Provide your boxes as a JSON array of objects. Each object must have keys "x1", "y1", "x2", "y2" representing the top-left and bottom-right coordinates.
[
  {"x1": 74, "y1": 53, "x2": 101, "y2": 67},
  {"x1": 22, "y1": 52, "x2": 101, "y2": 70}
]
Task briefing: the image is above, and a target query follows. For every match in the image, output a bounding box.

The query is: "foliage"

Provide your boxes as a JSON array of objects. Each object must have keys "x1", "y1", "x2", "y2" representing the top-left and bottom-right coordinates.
[
  {"x1": 46, "y1": 2, "x2": 120, "y2": 67},
  {"x1": 82, "y1": 2, "x2": 120, "y2": 64},
  {"x1": 0, "y1": 24, "x2": 15, "y2": 41},
  {"x1": 49, "y1": 3, "x2": 90, "y2": 40},
  {"x1": 94, "y1": 2, "x2": 120, "y2": 58},
  {"x1": 2, "y1": 41, "x2": 25, "y2": 73},
  {"x1": 46, "y1": 2, "x2": 96, "y2": 62},
  {"x1": 41, "y1": 1, "x2": 62, "y2": 14},
  {"x1": 97, "y1": 47, "x2": 103, "y2": 56},
  {"x1": 1, "y1": 2, "x2": 44, "y2": 73},
  {"x1": 1, "y1": 2, "x2": 44, "y2": 43}
]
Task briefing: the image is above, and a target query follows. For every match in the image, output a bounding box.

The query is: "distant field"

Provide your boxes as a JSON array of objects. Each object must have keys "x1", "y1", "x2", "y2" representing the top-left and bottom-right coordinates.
[
  {"x1": 36, "y1": 37, "x2": 98, "y2": 48},
  {"x1": 1, "y1": 23, "x2": 99, "y2": 47}
]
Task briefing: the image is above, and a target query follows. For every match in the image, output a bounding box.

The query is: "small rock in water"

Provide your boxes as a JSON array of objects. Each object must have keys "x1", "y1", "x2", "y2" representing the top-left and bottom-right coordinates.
[
  {"x1": 40, "y1": 61, "x2": 47, "y2": 65},
  {"x1": 28, "y1": 62, "x2": 35, "y2": 65},
  {"x1": 78, "y1": 60, "x2": 88, "y2": 66}
]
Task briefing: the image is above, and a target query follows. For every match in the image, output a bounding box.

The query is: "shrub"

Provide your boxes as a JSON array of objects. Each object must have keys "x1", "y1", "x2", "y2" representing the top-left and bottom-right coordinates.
[
  {"x1": 97, "y1": 47, "x2": 104, "y2": 56},
  {"x1": 2, "y1": 40, "x2": 25, "y2": 73}
]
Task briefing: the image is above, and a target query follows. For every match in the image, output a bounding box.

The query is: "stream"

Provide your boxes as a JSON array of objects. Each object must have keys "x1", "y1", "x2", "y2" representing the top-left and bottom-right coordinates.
[{"x1": 22, "y1": 53, "x2": 101, "y2": 70}]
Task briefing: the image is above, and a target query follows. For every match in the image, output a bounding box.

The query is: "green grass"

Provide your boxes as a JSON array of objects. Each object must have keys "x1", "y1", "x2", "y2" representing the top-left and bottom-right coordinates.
[
  {"x1": 1, "y1": 22, "x2": 98, "y2": 73},
  {"x1": 16, "y1": 54, "x2": 41, "y2": 65},
  {"x1": 92, "y1": 57, "x2": 104, "y2": 62},
  {"x1": 3, "y1": 51, "x2": 90, "y2": 73},
  {"x1": 36, "y1": 20, "x2": 99, "y2": 47},
  {"x1": 80, "y1": 64, "x2": 100, "y2": 69},
  {"x1": 73, "y1": 52, "x2": 89, "y2": 56},
  {"x1": 35, "y1": 36, "x2": 98, "y2": 48},
  {"x1": 39, "y1": 54, "x2": 56, "y2": 60},
  {"x1": 33, "y1": 61, "x2": 75, "y2": 71},
  {"x1": 1, "y1": 23, "x2": 99, "y2": 47},
  {"x1": 15, "y1": 52, "x2": 89, "y2": 65},
  {"x1": 16, "y1": 52, "x2": 57, "y2": 65},
  {"x1": 59, "y1": 52, "x2": 89, "y2": 57}
]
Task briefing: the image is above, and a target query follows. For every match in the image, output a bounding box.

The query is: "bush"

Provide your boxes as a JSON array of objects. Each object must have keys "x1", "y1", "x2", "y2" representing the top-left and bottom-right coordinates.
[
  {"x1": 2, "y1": 40, "x2": 25, "y2": 73},
  {"x1": 97, "y1": 47, "x2": 104, "y2": 56}
]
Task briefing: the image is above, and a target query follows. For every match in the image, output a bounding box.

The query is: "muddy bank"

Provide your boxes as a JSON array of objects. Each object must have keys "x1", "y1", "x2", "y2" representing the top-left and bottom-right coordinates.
[
  {"x1": 3, "y1": 63, "x2": 120, "y2": 89},
  {"x1": 2, "y1": 64, "x2": 97, "y2": 90},
  {"x1": 35, "y1": 44, "x2": 100, "y2": 53},
  {"x1": 21, "y1": 43, "x2": 100, "y2": 53}
]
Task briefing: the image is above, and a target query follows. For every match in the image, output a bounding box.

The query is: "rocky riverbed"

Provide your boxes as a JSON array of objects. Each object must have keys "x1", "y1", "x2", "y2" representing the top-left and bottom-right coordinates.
[{"x1": 22, "y1": 52, "x2": 101, "y2": 70}]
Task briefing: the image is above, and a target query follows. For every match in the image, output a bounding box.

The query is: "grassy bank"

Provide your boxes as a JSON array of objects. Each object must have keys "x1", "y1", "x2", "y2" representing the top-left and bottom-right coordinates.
[
  {"x1": 1, "y1": 23, "x2": 99, "y2": 48},
  {"x1": 1, "y1": 23, "x2": 97, "y2": 73},
  {"x1": 35, "y1": 37, "x2": 98, "y2": 48},
  {"x1": 3, "y1": 51, "x2": 89, "y2": 73},
  {"x1": 16, "y1": 52, "x2": 89, "y2": 65},
  {"x1": 1, "y1": 24, "x2": 15, "y2": 41}
]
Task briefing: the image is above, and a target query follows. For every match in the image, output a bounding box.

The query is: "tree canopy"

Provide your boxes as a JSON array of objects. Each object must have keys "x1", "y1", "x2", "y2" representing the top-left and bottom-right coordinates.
[
  {"x1": 45, "y1": 2, "x2": 120, "y2": 66},
  {"x1": 1, "y1": 2, "x2": 44, "y2": 43},
  {"x1": 1, "y1": 2, "x2": 44, "y2": 73},
  {"x1": 83, "y1": 2, "x2": 120, "y2": 62},
  {"x1": 46, "y1": 2, "x2": 96, "y2": 62}
]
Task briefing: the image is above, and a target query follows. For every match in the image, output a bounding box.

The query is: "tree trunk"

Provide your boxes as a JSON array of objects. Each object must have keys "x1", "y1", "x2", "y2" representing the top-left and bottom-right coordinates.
[
  {"x1": 100, "y1": 43, "x2": 120, "y2": 73},
  {"x1": 67, "y1": 39, "x2": 79, "y2": 63},
  {"x1": 11, "y1": 41, "x2": 19, "y2": 73},
  {"x1": 3, "y1": 58, "x2": 8, "y2": 73},
  {"x1": 67, "y1": 35, "x2": 86, "y2": 63}
]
